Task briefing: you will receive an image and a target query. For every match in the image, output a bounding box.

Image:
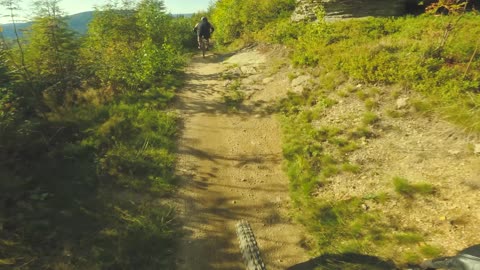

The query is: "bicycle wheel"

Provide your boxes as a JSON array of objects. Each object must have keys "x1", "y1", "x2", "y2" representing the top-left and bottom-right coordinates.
[
  {"x1": 236, "y1": 220, "x2": 267, "y2": 270},
  {"x1": 201, "y1": 38, "x2": 206, "y2": 58}
]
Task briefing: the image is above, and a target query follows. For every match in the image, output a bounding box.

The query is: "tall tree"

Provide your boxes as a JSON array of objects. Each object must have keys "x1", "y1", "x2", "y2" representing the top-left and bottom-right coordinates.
[
  {"x1": 0, "y1": 0, "x2": 31, "y2": 82},
  {"x1": 136, "y1": 0, "x2": 169, "y2": 44},
  {"x1": 80, "y1": 0, "x2": 140, "y2": 91},
  {"x1": 80, "y1": 0, "x2": 183, "y2": 92},
  {"x1": 24, "y1": 0, "x2": 79, "y2": 106}
]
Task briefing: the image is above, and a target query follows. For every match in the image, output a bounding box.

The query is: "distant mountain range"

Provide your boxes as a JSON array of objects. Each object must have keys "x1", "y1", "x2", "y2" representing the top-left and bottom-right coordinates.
[
  {"x1": 1, "y1": 11, "x2": 94, "y2": 39},
  {"x1": 1, "y1": 11, "x2": 193, "y2": 39}
]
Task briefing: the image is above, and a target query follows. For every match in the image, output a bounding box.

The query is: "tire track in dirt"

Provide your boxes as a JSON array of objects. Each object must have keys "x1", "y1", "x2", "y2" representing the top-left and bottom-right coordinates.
[{"x1": 174, "y1": 50, "x2": 308, "y2": 270}]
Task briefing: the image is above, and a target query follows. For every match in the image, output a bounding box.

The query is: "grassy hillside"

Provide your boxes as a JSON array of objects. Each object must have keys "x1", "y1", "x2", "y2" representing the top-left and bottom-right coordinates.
[
  {"x1": 211, "y1": 0, "x2": 480, "y2": 268},
  {"x1": 277, "y1": 14, "x2": 480, "y2": 268}
]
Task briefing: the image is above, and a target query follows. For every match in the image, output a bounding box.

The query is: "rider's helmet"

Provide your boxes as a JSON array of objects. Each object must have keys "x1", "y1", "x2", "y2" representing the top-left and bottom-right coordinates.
[{"x1": 201, "y1": 17, "x2": 208, "y2": 22}]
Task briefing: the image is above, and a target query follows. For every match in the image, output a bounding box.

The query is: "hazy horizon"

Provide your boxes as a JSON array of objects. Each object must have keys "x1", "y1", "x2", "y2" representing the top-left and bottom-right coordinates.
[{"x1": 0, "y1": 0, "x2": 212, "y2": 24}]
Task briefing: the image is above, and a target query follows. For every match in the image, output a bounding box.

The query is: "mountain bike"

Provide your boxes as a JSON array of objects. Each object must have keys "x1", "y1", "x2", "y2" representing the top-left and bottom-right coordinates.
[
  {"x1": 236, "y1": 218, "x2": 480, "y2": 270},
  {"x1": 199, "y1": 37, "x2": 208, "y2": 58}
]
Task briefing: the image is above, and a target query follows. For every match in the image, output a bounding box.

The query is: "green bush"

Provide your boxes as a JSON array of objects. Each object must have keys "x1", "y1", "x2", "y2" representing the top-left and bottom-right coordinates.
[
  {"x1": 211, "y1": 0, "x2": 296, "y2": 45},
  {"x1": 80, "y1": 0, "x2": 186, "y2": 92},
  {"x1": 287, "y1": 14, "x2": 480, "y2": 131}
]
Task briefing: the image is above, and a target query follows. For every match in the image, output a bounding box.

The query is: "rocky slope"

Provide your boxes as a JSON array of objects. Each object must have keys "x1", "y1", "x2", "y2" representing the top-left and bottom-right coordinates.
[{"x1": 291, "y1": 0, "x2": 420, "y2": 21}]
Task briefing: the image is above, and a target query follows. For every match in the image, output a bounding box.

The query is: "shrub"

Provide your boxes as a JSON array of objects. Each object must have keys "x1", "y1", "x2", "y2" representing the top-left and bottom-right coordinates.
[
  {"x1": 211, "y1": 0, "x2": 296, "y2": 45},
  {"x1": 362, "y1": 112, "x2": 380, "y2": 125}
]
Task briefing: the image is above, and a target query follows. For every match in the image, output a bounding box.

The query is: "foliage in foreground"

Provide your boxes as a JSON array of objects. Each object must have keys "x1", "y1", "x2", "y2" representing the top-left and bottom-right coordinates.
[{"x1": 0, "y1": 0, "x2": 190, "y2": 268}]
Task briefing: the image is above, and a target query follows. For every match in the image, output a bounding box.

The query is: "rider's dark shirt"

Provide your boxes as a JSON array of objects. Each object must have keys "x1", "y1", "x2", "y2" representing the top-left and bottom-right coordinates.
[{"x1": 196, "y1": 21, "x2": 214, "y2": 38}]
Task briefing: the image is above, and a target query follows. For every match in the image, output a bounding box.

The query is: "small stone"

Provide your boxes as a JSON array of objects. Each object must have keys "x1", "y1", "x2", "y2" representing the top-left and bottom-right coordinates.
[
  {"x1": 232, "y1": 200, "x2": 237, "y2": 204},
  {"x1": 361, "y1": 203, "x2": 370, "y2": 211},
  {"x1": 474, "y1": 144, "x2": 480, "y2": 155},
  {"x1": 291, "y1": 75, "x2": 311, "y2": 87},
  {"x1": 396, "y1": 97, "x2": 409, "y2": 109},
  {"x1": 448, "y1": 150, "x2": 461, "y2": 155},
  {"x1": 242, "y1": 78, "x2": 254, "y2": 85},
  {"x1": 292, "y1": 85, "x2": 304, "y2": 94},
  {"x1": 240, "y1": 66, "x2": 257, "y2": 74},
  {"x1": 262, "y1": 77, "x2": 274, "y2": 84}
]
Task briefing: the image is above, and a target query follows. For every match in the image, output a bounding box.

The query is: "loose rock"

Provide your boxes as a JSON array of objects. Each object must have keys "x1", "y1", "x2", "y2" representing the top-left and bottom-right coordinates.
[
  {"x1": 396, "y1": 97, "x2": 409, "y2": 109},
  {"x1": 291, "y1": 75, "x2": 311, "y2": 88},
  {"x1": 474, "y1": 144, "x2": 480, "y2": 155}
]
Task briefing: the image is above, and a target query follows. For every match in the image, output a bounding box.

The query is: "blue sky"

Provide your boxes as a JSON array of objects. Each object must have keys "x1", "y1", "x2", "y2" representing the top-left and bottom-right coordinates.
[{"x1": 0, "y1": 0, "x2": 213, "y2": 23}]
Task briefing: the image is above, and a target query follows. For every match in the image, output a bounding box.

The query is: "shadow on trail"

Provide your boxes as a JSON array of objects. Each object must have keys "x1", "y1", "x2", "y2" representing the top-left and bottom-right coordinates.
[
  {"x1": 178, "y1": 145, "x2": 281, "y2": 165},
  {"x1": 287, "y1": 253, "x2": 396, "y2": 270},
  {"x1": 190, "y1": 51, "x2": 237, "y2": 64},
  {"x1": 177, "y1": 95, "x2": 274, "y2": 118},
  {"x1": 176, "y1": 49, "x2": 300, "y2": 270},
  {"x1": 176, "y1": 51, "x2": 277, "y2": 119},
  {"x1": 176, "y1": 180, "x2": 293, "y2": 270}
]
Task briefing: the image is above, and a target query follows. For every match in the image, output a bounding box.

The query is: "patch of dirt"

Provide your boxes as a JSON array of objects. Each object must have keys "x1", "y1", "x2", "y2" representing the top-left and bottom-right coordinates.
[
  {"x1": 312, "y1": 81, "x2": 480, "y2": 258},
  {"x1": 174, "y1": 48, "x2": 308, "y2": 270}
]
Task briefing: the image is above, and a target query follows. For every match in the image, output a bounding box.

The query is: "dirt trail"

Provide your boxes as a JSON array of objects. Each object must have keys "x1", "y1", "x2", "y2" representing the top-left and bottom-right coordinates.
[{"x1": 174, "y1": 49, "x2": 308, "y2": 270}]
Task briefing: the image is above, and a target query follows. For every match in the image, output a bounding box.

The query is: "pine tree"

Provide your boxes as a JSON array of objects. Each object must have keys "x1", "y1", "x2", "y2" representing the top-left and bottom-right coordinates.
[{"x1": 24, "y1": 0, "x2": 80, "y2": 106}]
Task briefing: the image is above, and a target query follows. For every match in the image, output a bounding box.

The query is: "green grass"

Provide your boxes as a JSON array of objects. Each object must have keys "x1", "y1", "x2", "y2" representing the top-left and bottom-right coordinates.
[
  {"x1": 420, "y1": 245, "x2": 443, "y2": 257},
  {"x1": 0, "y1": 87, "x2": 178, "y2": 269},
  {"x1": 341, "y1": 163, "x2": 361, "y2": 173},
  {"x1": 394, "y1": 232, "x2": 424, "y2": 244},
  {"x1": 364, "y1": 98, "x2": 378, "y2": 111},
  {"x1": 386, "y1": 108, "x2": 405, "y2": 118},
  {"x1": 356, "y1": 90, "x2": 370, "y2": 101},
  {"x1": 411, "y1": 99, "x2": 434, "y2": 113},
  {"x1": 362, "y1": 112, "x2": 380, "y2": 125},
  {"x1": 393, "y1": 177, "x2": 435, "y2": 197},
  {"x1": 223, "y1": 79, "x2": 245, "y2": 110},
  {"x1": 348, "y1": 125, "x2": 375, "y2": 139}
]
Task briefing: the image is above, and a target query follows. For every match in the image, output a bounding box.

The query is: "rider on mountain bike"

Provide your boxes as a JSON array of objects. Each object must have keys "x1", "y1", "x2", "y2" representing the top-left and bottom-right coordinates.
[{"x1": 193, "y1": 17, "x2": 215, "y2": 50}]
